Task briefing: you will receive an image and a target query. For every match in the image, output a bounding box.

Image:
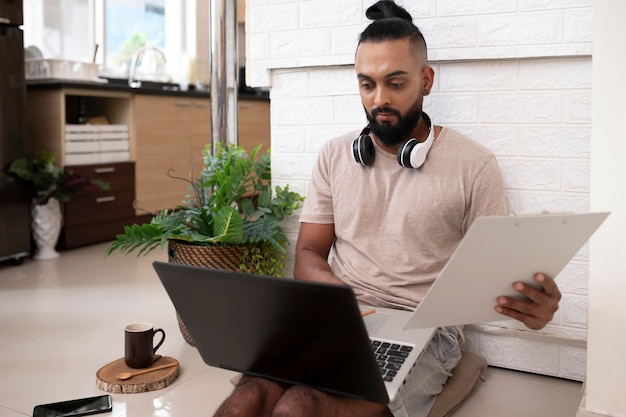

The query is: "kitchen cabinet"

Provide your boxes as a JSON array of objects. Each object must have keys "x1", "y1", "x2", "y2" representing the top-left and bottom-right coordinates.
[
  {"x1": 60, "y1": 162, "x2": 136, "y2": 248},
  {"x1": 23, "y1": 88, "x2": 132, "y2": 165},
  {"x1": 237, "y1": 0, "x2": 246, "y2": 23},
  {"x1": 239, "y1": 99, "x2": 271, "y2": 156},
  {"x1": 133, "y1": 96, "x2": 270, "y2": 214},
  {"x1": 133, "y1": 94, "x2": 211, "y2": 214},
  {"x1": 0, "y1": 2, "x2": 30, "y2": 262},
  {"x1": 24, "y1": 87, "x2": 135, "y2": 248},
  {"x1": 24, "y1": 82, "x2": 270, "y2": 247}
]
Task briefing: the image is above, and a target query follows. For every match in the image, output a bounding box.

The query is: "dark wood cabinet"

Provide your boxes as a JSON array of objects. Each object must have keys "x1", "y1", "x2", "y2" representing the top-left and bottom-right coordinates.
[
  {"x1": 0, "y1": 5, "x2": 30, "y2": 263},
  {"x1": 60, "y1": 161, "x2": 137, "y2": 248}
]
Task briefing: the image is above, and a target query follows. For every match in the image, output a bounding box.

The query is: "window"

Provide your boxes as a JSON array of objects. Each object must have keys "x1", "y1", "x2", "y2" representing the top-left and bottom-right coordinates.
[
  {"x1": 101, "y1": 0, "x2": 166, "y2": 77},
  {"x1": 97, "y1": 0, "x2": 194, "y2": 83},
  {"x1": 23, "y1": 1, "x2": 205, "y2": 85},
  {"x1": 23, "y1": 0, "x2": 94, "y2": 62}
]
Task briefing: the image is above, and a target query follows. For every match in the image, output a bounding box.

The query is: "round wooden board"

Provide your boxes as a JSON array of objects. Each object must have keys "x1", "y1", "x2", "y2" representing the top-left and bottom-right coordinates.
[{"x1": 96, "y1": 356, "x2": 179, "y2": 394}]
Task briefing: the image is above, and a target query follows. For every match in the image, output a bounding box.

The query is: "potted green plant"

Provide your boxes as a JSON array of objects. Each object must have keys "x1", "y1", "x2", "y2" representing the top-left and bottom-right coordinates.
[
  {"x1": 106, "y1": 143, "x2": 303, "y2": 273},
  {"x1": 9, "y1": 150, "x2": 108, "y2": 207},
  {"x1": 9, "y1": 150, "x2": 109, "y2": 260},
  {"x1": 106, "y1": 143, "x2": 304, "y2": 344}
]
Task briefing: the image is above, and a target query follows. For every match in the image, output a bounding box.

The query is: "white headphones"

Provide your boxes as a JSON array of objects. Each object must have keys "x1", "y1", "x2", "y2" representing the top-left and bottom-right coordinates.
[{"x1": 352, "y1": 112, "x2": 434, "y2": 169}]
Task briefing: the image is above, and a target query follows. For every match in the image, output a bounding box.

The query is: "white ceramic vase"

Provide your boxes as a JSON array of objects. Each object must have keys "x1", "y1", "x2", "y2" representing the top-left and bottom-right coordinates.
[{"x1": 31, "y1": 197, "x2": 62, "y2": 260}]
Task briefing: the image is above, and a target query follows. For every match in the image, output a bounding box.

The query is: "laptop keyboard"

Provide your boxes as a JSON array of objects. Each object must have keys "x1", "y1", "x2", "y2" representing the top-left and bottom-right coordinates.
[{"x1": 370, "y1": 338, "x2": 414, "y2": 382}]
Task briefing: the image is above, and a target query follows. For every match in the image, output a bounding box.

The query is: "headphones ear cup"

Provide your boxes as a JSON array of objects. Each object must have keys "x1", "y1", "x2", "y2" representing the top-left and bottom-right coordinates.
[
  {"x1": 397, "y1": 139, "x2": 418, "y2": 168},
  {"x1": 397, "y1": 112, "x2": 435, "y2": 169},
  {"x1": 352, "y1": 134, "x2": 375, "y2": 166},
  {"x1": 397, "y1": 138, "x2": 432, "y2": 169}
]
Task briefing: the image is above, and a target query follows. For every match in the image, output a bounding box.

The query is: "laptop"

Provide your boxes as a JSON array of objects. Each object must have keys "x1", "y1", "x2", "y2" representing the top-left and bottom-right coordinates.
[
  {"x1": 153, "y1": 211, "x2": 609, "y2": 404},
  {"x1": 153, "y1": 260, "x2": 430, "y2": 404}
]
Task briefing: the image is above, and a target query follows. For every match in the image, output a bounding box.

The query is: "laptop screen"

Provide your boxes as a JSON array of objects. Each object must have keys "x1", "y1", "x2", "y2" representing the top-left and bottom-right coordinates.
[{"x1": 153, "y1": 261, "x2": 390, "y2": 404}]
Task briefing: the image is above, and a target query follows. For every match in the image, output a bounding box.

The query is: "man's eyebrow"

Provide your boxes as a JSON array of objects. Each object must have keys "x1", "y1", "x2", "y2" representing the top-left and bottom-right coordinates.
[{"x1": 357, "y1": 70, "x2": 409, "y2": 80}]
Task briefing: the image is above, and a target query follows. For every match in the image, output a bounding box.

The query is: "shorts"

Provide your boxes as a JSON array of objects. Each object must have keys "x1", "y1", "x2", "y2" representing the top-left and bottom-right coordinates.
[{"x1": 388, "y1": 326, "x2": 462, "y2": 417}]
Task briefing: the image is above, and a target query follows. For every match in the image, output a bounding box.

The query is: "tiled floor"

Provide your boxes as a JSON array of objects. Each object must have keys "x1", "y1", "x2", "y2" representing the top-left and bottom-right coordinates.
[{"x1": 0, "y1": 242, "x2": 583, "y2": 417}]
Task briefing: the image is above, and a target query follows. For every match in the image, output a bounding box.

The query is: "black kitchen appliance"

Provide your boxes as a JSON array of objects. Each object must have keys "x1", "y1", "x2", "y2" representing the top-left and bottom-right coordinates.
[{"x1": 0, "y1": 0, "x2": 30, "y2": 263}]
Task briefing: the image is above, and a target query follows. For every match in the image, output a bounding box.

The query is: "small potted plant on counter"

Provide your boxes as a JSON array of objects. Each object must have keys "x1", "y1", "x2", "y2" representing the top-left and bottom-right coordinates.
[
  {"x1": 105, "y1": 144, "x2": 304, "y2": 345},
  {"x1": 9, "y1": 150, "x2": 109, "y2": 260}
]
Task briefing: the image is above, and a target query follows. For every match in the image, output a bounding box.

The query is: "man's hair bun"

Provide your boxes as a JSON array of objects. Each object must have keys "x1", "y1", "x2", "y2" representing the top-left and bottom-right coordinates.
[
  {"x1": 359, "y1": 0, "x2": 427, "y2": 59},
  {"x1": 365, "y1": 1, "x2": 413, "y2": 23}
]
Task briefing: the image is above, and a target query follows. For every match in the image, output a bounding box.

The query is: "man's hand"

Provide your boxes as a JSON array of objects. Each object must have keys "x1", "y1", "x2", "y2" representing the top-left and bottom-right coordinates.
[{"x1": 495, "y1": 273, "x2": 562, "y2": 330}]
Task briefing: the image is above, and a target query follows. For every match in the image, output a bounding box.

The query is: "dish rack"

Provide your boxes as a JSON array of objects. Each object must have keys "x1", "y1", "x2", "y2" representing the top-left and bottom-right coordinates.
[{"x1": 25, "y1": 59, "x2": 99, "y2": 81}]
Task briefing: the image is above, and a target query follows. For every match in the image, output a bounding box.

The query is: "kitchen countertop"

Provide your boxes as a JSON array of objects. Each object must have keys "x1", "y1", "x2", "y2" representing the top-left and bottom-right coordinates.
[{"x1": 26, "y1": 78, "x2": 270, "y2": 101}]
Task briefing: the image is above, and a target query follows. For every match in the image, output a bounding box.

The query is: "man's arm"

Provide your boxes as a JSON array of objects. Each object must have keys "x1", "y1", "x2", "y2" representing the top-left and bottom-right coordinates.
[
  {"x1": 294, "y1": 222, "x2": 344, "y2": 285},
  {"x1": 495, "y1": 273, "x2": 562, "y2": 330}
]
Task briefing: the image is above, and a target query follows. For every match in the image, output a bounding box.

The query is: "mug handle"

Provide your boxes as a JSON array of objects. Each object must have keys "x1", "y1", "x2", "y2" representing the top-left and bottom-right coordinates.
[{"x1": 153, "y1": 328, "x2": 166, "y2": 354}]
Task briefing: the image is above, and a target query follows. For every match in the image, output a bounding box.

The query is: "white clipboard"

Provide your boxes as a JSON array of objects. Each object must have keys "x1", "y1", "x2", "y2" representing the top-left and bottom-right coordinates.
[{"x1": 405, "y1": 212, "x2": 610, "y2": 329}]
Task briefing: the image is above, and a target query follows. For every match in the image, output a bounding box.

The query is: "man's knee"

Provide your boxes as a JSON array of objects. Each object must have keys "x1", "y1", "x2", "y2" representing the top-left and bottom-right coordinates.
[
  {"x1": 214, "y1": 376, "x2": 286, "y2": 417},
  {"x1": 271, "y1": 386, "x2": 392, "y2": 417},
  {"x1": 271, "y1": 386, "x2": 320, "y2": 417},
  {"x1": 214, "y1": 402, "x2": 248, "y2": 417}
]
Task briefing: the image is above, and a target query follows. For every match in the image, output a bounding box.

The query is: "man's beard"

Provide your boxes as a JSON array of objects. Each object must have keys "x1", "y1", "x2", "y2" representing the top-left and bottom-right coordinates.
[{"x1": 365, "y1": 99, "x2": 423, "y2": 148}]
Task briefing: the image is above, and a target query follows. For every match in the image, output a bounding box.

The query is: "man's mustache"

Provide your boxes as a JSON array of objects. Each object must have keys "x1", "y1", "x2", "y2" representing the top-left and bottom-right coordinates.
[{"x1": 370, "y1": 107, "x2": 402, "y2": 119}]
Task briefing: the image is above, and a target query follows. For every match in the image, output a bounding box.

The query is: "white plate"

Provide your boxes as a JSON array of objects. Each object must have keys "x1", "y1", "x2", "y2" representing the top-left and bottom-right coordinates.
[{"x1": 25, "y1": 45, "x2": 44, "y2": 60}]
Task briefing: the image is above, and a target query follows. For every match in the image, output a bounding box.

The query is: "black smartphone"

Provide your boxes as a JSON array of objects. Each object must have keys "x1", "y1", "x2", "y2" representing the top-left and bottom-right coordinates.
[{"x1": 33, "y1": 394, "x2": 112, "y2": 417}]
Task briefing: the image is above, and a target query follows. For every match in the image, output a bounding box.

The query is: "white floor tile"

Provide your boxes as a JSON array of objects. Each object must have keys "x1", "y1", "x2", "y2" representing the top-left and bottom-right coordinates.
[{"x1": 0, "y1": 408, "x2": 27, "y2": 417}]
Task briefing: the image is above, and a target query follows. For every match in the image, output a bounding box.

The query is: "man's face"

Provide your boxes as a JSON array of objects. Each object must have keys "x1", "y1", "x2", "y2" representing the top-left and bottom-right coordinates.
[{"x1": 355, "y1": 38, "x2": 432, "y2": 148}]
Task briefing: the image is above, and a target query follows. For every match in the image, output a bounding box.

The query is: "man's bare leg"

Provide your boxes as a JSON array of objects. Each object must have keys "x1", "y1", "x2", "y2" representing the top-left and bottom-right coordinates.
[
  {"x1": 271, "y1": 385, "x2": 393, "y2": 417},
  {"x1": 213, "y1": 375, "x2": 287, "y2": 417}
]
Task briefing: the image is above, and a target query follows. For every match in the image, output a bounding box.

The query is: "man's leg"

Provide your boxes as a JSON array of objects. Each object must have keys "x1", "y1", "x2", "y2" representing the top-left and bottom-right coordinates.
[
  {"x1": 388, "y1": 326, "x2": 463, "y2": 417},
  {"x1": 271, "y1": 385, "x2": 393, "y2": 417},
  {"x1": 215, "y1": 376, "x2": 392, "y2": 417},
  {"x1": 213, "y1": 375, "x2": 288, "y2": 417},
  {"x1": 215, "y1": 327, "x2": 461, "y2": 417}
]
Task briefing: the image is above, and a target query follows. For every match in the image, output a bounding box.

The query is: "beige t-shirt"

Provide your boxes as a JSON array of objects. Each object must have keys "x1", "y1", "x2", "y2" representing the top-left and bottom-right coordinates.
[{"x1": 299, "y1": 127, "x2": 507, "y2": 309}]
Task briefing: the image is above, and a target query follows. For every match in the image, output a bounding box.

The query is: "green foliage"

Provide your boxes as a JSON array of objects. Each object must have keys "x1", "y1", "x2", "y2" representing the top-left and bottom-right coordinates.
[
  {"x1": 106, "y1": 144, "x2": 304, "y2": 276},
  {"x1": 240, "y1": 241, "x2": 286, "y2": 277},
  {"x1": 9, "y1": 150, "x2": 109, "y2": 206}
]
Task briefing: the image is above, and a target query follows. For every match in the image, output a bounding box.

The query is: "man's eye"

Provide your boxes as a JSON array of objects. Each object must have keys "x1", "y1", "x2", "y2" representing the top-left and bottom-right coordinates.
[
  {"x1": 360, "y1": 82, "x2": 373, "y2": 90},
  {"x1": 390, "y1": 82, "x2": 404, "y2": 89}
]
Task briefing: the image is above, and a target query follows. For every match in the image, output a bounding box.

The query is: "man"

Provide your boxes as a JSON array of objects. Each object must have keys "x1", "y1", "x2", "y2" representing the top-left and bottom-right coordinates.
[{"x1": 214, "y1": 1, "x2": 561, "y2": 416}]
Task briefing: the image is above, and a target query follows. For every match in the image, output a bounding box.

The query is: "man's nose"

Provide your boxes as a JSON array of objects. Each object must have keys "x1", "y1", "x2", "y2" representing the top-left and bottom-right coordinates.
[{"x1": 373, "y1": 87, "x2": 390, "y2": 108}]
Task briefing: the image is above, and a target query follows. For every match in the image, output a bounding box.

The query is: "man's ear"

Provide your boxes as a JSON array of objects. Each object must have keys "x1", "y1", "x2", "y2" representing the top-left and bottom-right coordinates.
[{"x1": 422, "y1": 65, "x2": 435, "y2": 96}]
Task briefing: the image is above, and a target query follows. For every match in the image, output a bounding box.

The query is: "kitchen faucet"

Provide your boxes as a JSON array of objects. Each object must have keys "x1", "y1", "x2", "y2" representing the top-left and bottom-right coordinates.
[{"x1": 128, "y1": 45, "x2": 167, "y2": 88}]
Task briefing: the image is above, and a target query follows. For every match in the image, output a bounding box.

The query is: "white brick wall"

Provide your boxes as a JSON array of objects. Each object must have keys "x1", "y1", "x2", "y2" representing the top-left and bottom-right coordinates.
[{"x1": 247, "y1": 0, "x2": 593, "y2": 380}]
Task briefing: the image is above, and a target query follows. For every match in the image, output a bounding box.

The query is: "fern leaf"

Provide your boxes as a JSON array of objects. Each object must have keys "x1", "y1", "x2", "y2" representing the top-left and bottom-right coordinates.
[{"x1": 106, "y1": 223, "x2": 165, "y2": 256}]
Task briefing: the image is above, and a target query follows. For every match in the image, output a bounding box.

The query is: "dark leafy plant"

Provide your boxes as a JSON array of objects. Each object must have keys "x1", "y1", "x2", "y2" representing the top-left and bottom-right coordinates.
[
  {"x1": 9, "y1": 150, "x2": 109, "y2": 207},
  {"x1": 106, "y1": 144, "x2": 304, "y2": 276}
]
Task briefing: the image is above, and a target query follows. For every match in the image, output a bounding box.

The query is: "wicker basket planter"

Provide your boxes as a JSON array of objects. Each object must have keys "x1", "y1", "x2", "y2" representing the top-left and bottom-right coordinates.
[{"x1": 168, "y1": 240, "x2": 247, "y2": 271}]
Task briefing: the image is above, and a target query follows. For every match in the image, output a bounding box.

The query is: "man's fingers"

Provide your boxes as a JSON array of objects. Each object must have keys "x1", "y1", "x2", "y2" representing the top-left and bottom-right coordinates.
[
  {"x1": 494, "y1": 273, "x2": 561, "y2": 330},
  {"x1": 535, "y1": 273, "x2": 562, "y2": 300},
  {"x1": 495, "y1": 304, "x2": 546, "y2": 330}
]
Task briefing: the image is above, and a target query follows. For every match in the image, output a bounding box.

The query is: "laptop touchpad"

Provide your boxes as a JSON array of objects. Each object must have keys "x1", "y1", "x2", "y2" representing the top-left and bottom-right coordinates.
[{"x1": 363, "y1": 312, "x2": 390, "y2": 335}]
